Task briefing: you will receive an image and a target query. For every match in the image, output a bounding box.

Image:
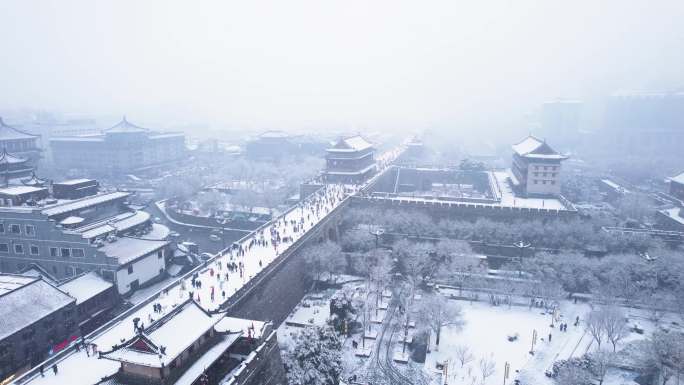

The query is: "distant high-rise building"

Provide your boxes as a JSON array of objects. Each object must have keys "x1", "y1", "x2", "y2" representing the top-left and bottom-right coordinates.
[
  {"x1": 511, "y1": 135, "x2": 567, "y2": 196},
  {"x1": 603, "y1": 91, "x2": 684, "y2": 155},
  {"x1": 540, "y1": 100, "x2": 582, "y2": 146},
  {"x1": 49, "y1": 117, "x2": 185, "y2": 175}
]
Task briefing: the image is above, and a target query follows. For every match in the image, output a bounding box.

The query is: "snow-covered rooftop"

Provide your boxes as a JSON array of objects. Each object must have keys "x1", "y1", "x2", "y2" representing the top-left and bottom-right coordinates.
[
  {"x1": 102, "y1": 301, "x2": 217, "y2": 367},
  {"x1": 42, "y1": 191, "x2": 130, "y2": 217},
  {"x1": 0, "y1": 277, "x2": 75, "y2": 340},
  {"x1": 214, "y1": 317, "x2": 267, "y2": 340},
  {"x1": 99, "y1": 237, "x2": 169, "y2": 265},
  {"x1": 55, "y1": 178, "x2": 94, "y2": 186},
  {"x1": 0, "y1": 149, "x2": 28, "y2": 164},
  {"x1": 328, "y1": 135, "x2": 373, "y2": 152},
  {"x1": 139, "y1": 223, "x2": 170, "y2": 241},
  {"x1": 0, "y1": 274, "x2": 36, "y2": 295},
  {"x1": 511, "y1": 135, "x2": 566, "y2": 160},
  {"x1": 58, "y1": 272, "x2": 113, "y2": 305},
  {"x1": 174, "y1": 333, "x2": 242, "y2": 385},
  {"x1": 669, "y1": 171, "x2": 684, "y2": 185},
  {"x1": 0, "y1": 185, "x2": 46, "y2": 196}
]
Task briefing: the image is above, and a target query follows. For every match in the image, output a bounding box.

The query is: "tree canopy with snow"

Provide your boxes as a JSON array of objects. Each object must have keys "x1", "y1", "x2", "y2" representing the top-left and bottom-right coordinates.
[{"x1": 284, "y1": 325, "x2": 343, "y2": 385}]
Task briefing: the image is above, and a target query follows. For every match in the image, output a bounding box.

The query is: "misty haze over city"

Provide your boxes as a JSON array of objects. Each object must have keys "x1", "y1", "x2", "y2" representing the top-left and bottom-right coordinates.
[{"x1": 1, "y1": 2, "x2": 683, "y2": 385}]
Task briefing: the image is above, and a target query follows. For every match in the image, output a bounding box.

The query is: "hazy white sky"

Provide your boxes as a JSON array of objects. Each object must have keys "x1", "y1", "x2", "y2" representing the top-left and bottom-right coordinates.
[{"x1": 1, "y1": 0, "x2": 683, "y2": 134}]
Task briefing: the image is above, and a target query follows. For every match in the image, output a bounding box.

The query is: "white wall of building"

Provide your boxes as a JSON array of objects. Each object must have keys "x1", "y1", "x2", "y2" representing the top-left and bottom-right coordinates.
[
  {"x1": 115, "y1": 250, "x2": 165, "y2": 294},
  {"x1": 525, "y1": 162, "x2": 562, "y2": 195}
]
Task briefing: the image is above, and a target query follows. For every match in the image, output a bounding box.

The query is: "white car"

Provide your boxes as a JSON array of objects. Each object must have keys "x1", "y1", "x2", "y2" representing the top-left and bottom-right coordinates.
[{"x1": 209, "y1": 234, "x2": 221, "y2": 242}]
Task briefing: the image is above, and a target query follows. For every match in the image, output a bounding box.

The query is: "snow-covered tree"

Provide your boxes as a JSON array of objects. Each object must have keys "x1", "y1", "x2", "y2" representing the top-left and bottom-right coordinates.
[
  {"x1": 649, "y1": 330, "x2": 684, "y2": 385},
  {"x1": 302, "y1": 241, "x2": 342, "y2": 283},
  {"x1": 554, "y1": 364, "x2": 593, "y2": 385},
  {"x1": 419, "y1": 295, "x2": 464, "y2": 350},
  {"x1": 284, "y1": 326, "x2": 343, "y2": 385}
]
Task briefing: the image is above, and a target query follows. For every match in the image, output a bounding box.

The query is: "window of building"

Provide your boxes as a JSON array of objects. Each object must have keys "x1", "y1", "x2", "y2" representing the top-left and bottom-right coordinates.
[
  {"x1": 72, "y1": 248, "x2": 85, "y2": 258},
  {"x1": 30, "y1": 245, "x2": 39, "y2": 255},
  {"x1": 50, "y1": 247, "x2": 58, "y2": 257},
  {"x1": 157, "y1": 250, "x2": 163, "y2": 259},
  {"x1": 61, "y1": 248, "x2": 70, "y2": 258},
  {"x1": 533, "y1": 180, "x2": 538, "y2": 184},
  {"x1": 542, "y1": 180, "x2": 547, "y2": 185},
  {"x1": 65, "y1": 266, "x2": 73, "y2": 276},
  {"x1": 127, "y1": 265, "x2": 134, "y2": 274},
  {"x1": 14, "y1": 244, "x2": 24, "y2": 254},
  {"x1": 552, "y1": 173, "x2": 557, "y2": 177},
  {"x1": 25, "y1": 225, "x2": 35, "y2": 236},
  {"x1": 10, "y1": 224, "x2": 20, "y2": 234},
  {"x1": 0, "y1": 223, "x2": 4, "y2": 233},
  {"x1": 0, "y1": 243, "x2": 8, "y2": 253},
  {"x1": 52, "y1": 266, "x2": 57, "y2": 275},
  {"x1": 551, "y1": 181, "x2": 556, "y2": 185}
]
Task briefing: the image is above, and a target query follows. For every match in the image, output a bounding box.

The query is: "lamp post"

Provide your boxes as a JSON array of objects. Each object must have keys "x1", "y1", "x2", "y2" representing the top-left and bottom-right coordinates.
[
  {"x1": 513, "y1": 240, "x2": 531, "y2": 277},
  {"x1": 369, "y1": 226, "x2": 384, "y2": 249}
]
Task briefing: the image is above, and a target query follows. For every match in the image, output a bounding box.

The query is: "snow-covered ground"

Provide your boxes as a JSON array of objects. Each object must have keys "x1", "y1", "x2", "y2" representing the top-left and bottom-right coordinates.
[{"x1": 424, "y1": 299, "x2": 585, "y2": 385}]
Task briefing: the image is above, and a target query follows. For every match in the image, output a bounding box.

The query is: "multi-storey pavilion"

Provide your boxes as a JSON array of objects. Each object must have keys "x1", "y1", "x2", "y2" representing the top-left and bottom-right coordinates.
[{"x1": 510, "y1": 135, "x2": 567, "y2": 196}]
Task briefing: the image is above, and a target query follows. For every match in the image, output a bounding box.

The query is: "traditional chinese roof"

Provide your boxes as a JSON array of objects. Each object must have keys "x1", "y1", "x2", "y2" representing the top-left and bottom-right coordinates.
[
  {"x1": 103, "y1": 116, "x2": 150, "y2": 134},
  {"x1": 328, "y1": 135, "x2": 373, "y2": 152},
  {"x1": 512, "y1": 135, "x2": 567, "y2": 160},
  {"x1": 101, "y1": 300, "x2": 217, "y2": 368},
  {"x1": 0, "y1": 117, "x2": 39, "y2": 141},
  {"x1": 0, "y1": 148, "x2": 28, "y2": 165},
  {"x1": 21, "y1": 171, "x2": 47, "y2": 187}
]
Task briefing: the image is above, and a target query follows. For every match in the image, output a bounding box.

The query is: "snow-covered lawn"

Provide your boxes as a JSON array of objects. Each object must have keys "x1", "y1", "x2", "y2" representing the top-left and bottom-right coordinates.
[{"x1": 425, "y1": 299, "x2": 591, "y2": 385}]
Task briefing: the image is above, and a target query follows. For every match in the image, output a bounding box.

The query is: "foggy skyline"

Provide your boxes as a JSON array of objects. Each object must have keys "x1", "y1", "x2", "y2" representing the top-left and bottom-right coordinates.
[{"x1": 1, "y1": 0, "x2": 684, "y2": 134}]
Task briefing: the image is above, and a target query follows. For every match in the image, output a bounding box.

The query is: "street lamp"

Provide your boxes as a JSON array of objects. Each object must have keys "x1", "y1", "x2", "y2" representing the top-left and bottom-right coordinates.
[
  {"x1": 369, "y1": 226, "x2": 385, "y2": 249},
  {"x1": 513, "y1": 240, "x2": 531, "y2": 277}
]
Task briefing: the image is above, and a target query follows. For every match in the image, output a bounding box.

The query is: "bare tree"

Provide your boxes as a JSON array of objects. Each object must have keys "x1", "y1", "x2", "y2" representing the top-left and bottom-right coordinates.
[
  {"x1": 585, "y1": 309, "x2": 606, "y2": 350},
  {"x1": 419, "y1": 295, "x2": 464, "y2": 350},
  {"x1": 455, "y1": 345, "x2": 474, "y2": 368},
  {"x1": 602, "y1": 306, "x2": 629, "y2": 352},
  {"x1": 478, "y1": 356, "x2": 496, "y2": 385}
]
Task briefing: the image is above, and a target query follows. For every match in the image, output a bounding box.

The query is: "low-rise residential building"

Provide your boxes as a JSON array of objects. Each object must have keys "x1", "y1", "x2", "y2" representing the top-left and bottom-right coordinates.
[
  {"x1": 510, "y1": 135, "x2": 567, "y2": 197},
  {"x1": 323, "y1": 136, "x2": 376, "y2": 184},
  {"x1": 0, "y1": 185, "x2": 171, "y2": 295},
  {"x1": 57, "y1": 271, "x2": 120, "y2": 334},
  {"x1": 0, "y1": 274, "x2": 79, "y2": 381}
]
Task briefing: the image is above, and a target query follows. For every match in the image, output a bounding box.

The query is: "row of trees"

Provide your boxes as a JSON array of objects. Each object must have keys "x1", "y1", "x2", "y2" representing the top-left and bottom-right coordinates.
[
  {"x1": 518, "y1": 250, "x2": 684, "y2": 316},
  {"x1": 341, "y1": 207, "x2": 662, "y2": 253}
]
